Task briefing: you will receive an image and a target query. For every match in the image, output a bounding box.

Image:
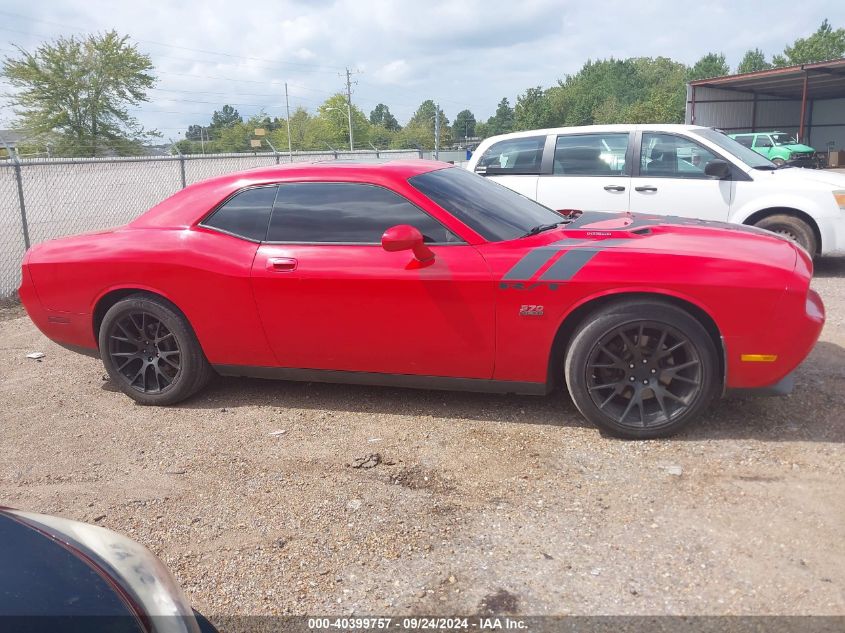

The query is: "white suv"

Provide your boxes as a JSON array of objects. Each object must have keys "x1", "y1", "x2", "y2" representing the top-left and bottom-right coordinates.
[{"x1": 466, "y1": 124, "x2": 845, "y2": 256}]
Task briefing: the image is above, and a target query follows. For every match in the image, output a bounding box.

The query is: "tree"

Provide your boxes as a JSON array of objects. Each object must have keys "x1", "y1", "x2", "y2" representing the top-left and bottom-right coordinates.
[
  {"x1": 185, "y1": 125, "x2": 204, "y2": 141},
  {"x1": 369, "y1": 103, "x2": 400, "y2": 131},
  {"x1": 487, "y1": 98, "x2": 514, "y2": 135},
  {"x1": 772, "y1": 19, "x2": 845, "y2": 66},
  {"x1": 737, "y1": 48, "x2": 771, "y2": 74},
  {"x1": 1, "y1": 31, "x2": 156, "y2": 156},
  {"x1": 395, "y1": 100, "x2": 451, "y2": 150},
  {"x1": 452, "y1": 109, "x2": 476, "y2": 141},
  {"x1": 208, "y1": 105, "x2": 242, "y2": 138},
  {"x1": 308, "y1": 94, "x2": 370, "y2": 149},
  {"x1": 514, "y1": 87, "x2": 552, "y2": 130},
  {"x1": 688, "y1": 52, "x2": 730, "y2": 81}
]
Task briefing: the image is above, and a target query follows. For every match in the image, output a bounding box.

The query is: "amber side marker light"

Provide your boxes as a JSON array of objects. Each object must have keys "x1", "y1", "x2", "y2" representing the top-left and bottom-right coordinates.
[{"x1": 741, "y1": 354, "x2": 778, "y2": 362}]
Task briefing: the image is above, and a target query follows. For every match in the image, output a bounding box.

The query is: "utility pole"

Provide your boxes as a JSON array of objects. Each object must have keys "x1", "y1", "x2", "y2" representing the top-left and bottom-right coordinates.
[
  {"x1": 434, "y1": 102, "x2": 441, "y2": 160},
  {"x1": 340, "y1": 67, "x2": 359, "y2": 152},
  {"x1": 284, "y1": 82, "x2": 293, "y2": 162}
]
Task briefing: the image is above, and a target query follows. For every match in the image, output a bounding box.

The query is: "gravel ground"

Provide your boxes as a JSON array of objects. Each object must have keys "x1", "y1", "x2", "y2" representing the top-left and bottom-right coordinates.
[{"x1": 1, "y1": 260, "x2": 844, "y2": 618}]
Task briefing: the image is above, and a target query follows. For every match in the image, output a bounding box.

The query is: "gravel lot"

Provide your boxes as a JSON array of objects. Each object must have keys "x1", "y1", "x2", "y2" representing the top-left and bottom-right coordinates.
[{"x1": 1, "y1": 260, "x2": 844, "y2": 618}]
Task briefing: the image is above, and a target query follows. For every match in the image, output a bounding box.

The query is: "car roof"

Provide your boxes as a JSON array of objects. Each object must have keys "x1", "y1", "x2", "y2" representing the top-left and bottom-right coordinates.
[
  {"x1": 130, "y1": 159, "x2": 452, "y2": 230},
  {"x1": 479, "y1": 123, "x2": 711, "y2": 143},
  {"x1": 236, "y1": 158, "x2": 446, "y2": 182}
]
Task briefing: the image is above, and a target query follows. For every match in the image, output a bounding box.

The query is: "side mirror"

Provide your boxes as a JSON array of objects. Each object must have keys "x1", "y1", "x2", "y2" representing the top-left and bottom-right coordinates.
[
  {"x1": 704, "y1": 158, "x2": 731, "y2": 179},
  {"x1": 381, "y1": 225, "x2": 435, "y2": 262}
]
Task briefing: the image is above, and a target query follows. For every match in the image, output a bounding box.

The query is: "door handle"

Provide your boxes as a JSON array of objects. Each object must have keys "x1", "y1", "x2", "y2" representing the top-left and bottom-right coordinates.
[
  {"x1": 266, "y1": 257, "x2": 297, "y2": 272},
  {"x1": 603, "y1": 185, "x2": 626, "y2": 192},
  {"x1": 635, "y1": 185, "x2": 658, "y2": 192}
]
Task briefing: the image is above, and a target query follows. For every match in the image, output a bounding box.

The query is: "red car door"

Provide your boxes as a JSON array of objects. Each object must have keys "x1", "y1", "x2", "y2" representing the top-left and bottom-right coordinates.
[{"x1": 250, "y1": 181, "x2": 495, "y2": 378}]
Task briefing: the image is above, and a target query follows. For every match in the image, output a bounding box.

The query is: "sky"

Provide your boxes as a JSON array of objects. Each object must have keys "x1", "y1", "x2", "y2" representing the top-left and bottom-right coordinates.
[{"x1": 0, "y1": 1, "x2": 839, "y2": 142}]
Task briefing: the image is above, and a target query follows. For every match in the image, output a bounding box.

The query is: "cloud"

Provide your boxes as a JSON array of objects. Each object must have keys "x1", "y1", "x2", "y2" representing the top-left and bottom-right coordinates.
[{"x1": 0, "y1": 1, "x2": 837, "y2": 136}]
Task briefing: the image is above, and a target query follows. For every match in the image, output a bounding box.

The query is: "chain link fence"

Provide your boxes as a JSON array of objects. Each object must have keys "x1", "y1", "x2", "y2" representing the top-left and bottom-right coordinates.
[{"x1": 0, "y1": 148, "x2": 422, "y2": 298}]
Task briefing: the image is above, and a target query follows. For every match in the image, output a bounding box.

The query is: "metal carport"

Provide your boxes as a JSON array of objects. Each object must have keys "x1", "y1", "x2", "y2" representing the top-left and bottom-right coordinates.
[{"x1": 685, "y1": 58, "x2": 845, "y2": 154}]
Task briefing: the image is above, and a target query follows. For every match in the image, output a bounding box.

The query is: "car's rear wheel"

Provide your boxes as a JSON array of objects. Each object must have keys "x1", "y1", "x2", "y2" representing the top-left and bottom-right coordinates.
[
  {"x1": 564, "y1": 300, "x2": 719, "y2": 439},
  {"x1": 99, "y1": 294, "x2": 212, "y2": 405},
  {"x1": 753, "y1": 213, "x2": 817, "y2": 255}
]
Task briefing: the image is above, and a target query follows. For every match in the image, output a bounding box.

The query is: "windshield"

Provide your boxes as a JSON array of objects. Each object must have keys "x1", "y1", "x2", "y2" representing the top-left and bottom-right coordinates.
[
  {"x1": 771, "y1": 133, "x2": 798, "y2": 146},
  {"x1": 409, "y1": 167, "x2": 564, "y2": 242},
  {"x1": 693, "y1": 128, "x2": 775, "y2": 169}
]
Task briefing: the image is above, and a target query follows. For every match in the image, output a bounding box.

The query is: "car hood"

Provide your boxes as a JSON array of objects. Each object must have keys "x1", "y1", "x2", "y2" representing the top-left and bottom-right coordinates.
[
  {"x1": 781, "y1": 143, "x2": 814, "y2": 152},
  {"x1": 763, "y1": 166, "x2": 845, "y2": 188},
  {"x1": 532, "y1": 211, "x2": 799, "y2": 271}
]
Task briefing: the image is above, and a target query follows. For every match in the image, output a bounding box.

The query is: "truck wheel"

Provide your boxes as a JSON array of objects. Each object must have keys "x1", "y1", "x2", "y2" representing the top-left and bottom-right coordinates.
[
  {"x1": 753, "y1": 214, "x2": 817, "y2": 255},
  {"x1": 564, "y1": 300, "x2": 719, "y2": 439},
  {"x1": 772, "y1": 158, "x2": 786, "y2": 167}
]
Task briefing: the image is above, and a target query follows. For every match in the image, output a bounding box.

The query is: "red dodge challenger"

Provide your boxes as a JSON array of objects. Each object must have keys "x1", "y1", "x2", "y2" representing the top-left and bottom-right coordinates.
[{"x1": 19, "y1": 160, "x2": 824, "y2": 438}]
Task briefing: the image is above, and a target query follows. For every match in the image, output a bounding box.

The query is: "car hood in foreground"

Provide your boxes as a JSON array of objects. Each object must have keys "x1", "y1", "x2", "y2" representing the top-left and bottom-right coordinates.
[{"x1": 529, "y1": 211, "x2": 801, "y2": 271}]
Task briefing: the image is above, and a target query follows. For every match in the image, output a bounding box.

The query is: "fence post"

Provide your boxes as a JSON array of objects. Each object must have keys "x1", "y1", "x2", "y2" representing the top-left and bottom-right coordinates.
[
  {"x1": 1, "y1": 136, "x2": 31, "y2": 250},
  {"x1": 170, "y1": 141, "x2": 187, "y2": 188},
  {"x1": 266, "y1": 139, "x2": 280, "y2": 165}
]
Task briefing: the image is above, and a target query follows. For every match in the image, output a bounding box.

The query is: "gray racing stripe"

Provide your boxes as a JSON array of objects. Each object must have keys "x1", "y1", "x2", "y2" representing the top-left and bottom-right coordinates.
[
  {"x1": 502, "y1": 239, "x2": 581, "y2": 281},
  {"x1": 539, "y1": 248, "x2": 599, "y2": 281}
]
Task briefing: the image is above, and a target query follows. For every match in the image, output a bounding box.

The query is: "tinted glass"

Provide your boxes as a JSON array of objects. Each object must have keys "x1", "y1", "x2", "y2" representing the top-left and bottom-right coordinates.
[
  {"x1": 409, "y1": 167, "x2": 564, "y2": 242},
  {"x1": 477, "y1": 136, "x2": 545, "y2": 174},
  {"x1": 693, "y1": 128, "x2": 774, "y2": 168},
  {"x1": 554, "y1": 133, "x2": 628, "y2": 176},
  {"x1": 0, "y1": 514, "x2": 141, "y2": 626},
  {"x1": 267, "y1": 182, "x2": 458, "y2": 244},
  {"x1": 204, "y1": 186, "x2": 277, "y2": 241},
  {"x1": 734, "y1": 135, "x2": 754, "y2": 148},
  {"x1": 754, "y1": 135, "x2": 773, "y2": 148},
  {"x1": 640, "y1": 133, "x2": 718, "y2": 179}
]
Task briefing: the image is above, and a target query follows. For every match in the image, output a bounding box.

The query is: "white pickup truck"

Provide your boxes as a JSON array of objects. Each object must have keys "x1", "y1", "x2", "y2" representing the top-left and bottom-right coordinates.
[{"x1": 467, "y1": 124, "x2": 845, "y2": 256}]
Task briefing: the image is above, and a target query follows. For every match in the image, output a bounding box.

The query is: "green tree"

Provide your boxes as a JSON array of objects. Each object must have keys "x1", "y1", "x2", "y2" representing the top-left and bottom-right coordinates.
[
  {"x1": 1, "y1": 30, "x2": 156, "y2": 156},
  {"x1": 395, "y1": 100, "x2": 451, "y2": 150},
  {"x1": 772, "y1": 19, "x2": 845, "y2": 66},
  {"x1": 369, "y1": 103, "x2": 400, "y2": 131},
  {"x1": 688, "y1": 52, "x2": 730, "y2": 80},
  {"x1": 452, "y1": 109, "x2": 476, "y2": 141},
  {"x1": 513, "y1": 87, "x2": 552, "y2": 130},
  {"x1": 487, "y1": 98, "x2": 514, "y2": 135},
  {"x1": 208, "y1": 105, "x2": 242, "y2": 138},
  {"x1": 308, "y1": 94, "x2": 370, "y2": 150},
  {"x1": 737, "y1": 48, "x2": 771, "y2": 73}
]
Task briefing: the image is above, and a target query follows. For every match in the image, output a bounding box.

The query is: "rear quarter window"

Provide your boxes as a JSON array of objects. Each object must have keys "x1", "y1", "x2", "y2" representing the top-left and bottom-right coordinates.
[{"x1": 201, "y1": 186, "x2": 278, "y2": 241}]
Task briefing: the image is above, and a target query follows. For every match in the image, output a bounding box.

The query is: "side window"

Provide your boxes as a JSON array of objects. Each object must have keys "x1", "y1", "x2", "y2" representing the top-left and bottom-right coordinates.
[
  {"x1": 553, "y1": 133, "x2": 628, "y2": 176},
  {"x1": 640, "y1": 133, "x2": 718, "y2": 179},
  {"x1": 477, "y1": 136, "x2": 545, "y2": 174},
  {"x1": 202, "y1": 186, "x2": 277, "y2": 241},
  {"x1": 267, "y1": 182, "x2": 461, "y2": 244},
  {"x1": 734, "y1": 135, "x2": 754, "y2": 148},
  {"x1": 754, "y1": 135, "x2": 773, "y2": 148}
]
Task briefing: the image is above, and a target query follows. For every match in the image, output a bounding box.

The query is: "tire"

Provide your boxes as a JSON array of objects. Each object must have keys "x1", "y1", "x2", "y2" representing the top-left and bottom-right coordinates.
[
  {"x1": 753, "y1": 213, "x2": 817, "y2": 255},
  {"x1": 772, "y1": 157, "x2": 786, "y2": 167},
  {"x1": 564, "y1": 300, "x2": 719, "y2": 439},
  {"x1": 98, "y1": 293, "x2": 213, "y2": 405}
]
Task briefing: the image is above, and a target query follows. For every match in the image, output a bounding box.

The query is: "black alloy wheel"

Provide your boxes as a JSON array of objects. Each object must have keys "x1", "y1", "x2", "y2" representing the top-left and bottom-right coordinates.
[
  {"x1": 565, "y1": 300, "x2": 719, "y2": 439},
  {"x1": 108, "y1": 311, "x2": 181, "y2": 394},
  {"x1": 99, "y1": 293, "x2": 213, "y2": 405},
  {"x1": 585, "y1": 321, "x2": 702, "y2": 428}
]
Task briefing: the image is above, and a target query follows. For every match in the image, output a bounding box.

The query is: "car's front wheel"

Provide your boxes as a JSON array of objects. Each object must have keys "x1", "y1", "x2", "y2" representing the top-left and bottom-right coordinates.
[
  {"x1": 99, "y1": 293, "x2": 213, "y2": 405},
  {"x1": 564, "y1": 300, "x2": 719, "y2": 439}
]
